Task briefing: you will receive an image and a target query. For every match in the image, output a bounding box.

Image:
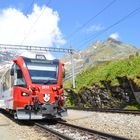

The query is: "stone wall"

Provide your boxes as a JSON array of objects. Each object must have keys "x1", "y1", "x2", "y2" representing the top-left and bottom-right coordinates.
[{"x1": 65, "y1": 76, "x2": 139, "y2": 108}]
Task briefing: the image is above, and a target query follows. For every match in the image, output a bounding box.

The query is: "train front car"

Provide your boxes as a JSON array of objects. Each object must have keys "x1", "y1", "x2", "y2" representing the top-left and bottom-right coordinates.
[{"x1": 12, "y1": 56, "x2": 67, "y2": 120}]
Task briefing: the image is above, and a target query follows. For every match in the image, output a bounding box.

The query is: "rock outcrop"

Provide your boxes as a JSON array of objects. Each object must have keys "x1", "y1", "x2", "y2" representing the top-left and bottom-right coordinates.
[{"x1": 65, "y1": 76, "x2": 138, "y2": 108}]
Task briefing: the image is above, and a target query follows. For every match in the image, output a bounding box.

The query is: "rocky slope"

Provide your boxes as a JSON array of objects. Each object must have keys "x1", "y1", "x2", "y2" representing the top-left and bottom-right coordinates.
[
  {"x1": 0, "y1": 50, "x2": 17, "y2": 62},
  {"x1": 61, "y1": 38, "x2": 140, "y2": 76},
  {"x1": 65, "y1": 76, "x2": 139, "y2": 109},
  {"x1": 0, "y1": 50, "x2": 19, "y2": 78}
]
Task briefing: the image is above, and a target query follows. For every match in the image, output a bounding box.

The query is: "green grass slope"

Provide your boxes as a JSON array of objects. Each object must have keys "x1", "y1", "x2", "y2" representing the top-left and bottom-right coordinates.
[{"x1": 65, "y1": 56, "x2": 140, "y2": 92}]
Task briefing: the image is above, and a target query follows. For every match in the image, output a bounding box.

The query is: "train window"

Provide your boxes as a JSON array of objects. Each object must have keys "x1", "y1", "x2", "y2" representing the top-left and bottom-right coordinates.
[
  {"x1": 10, "y1": 64, "x2": 14, "y2": 76},
  {"x1": 5, "y1": 70, "x2": 10, "y2": 90},
  {"x1": 27, "y1": 63, "x2": 58, "y2": 84},
  {"x1": 11, "y1": 64, "x2": 15, "y2": 87},
  {"x1": 17, "y1": 69, "x2": 23, "y2": 78},
  {"x1": 14, "y1": 65, "x2": 26, "y2": 87},
  {"x1": 2, "y1": 70, "x2": 10, "y2": 91},
  {"x1": 2, "y1": 77, "x2": 6, "y2": 91}
]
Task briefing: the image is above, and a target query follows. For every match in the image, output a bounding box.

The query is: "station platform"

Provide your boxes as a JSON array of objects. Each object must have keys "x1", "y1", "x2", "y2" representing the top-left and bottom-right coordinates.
[{"x1": 0, "y1": 112, "x2": 18, "y2": 140}]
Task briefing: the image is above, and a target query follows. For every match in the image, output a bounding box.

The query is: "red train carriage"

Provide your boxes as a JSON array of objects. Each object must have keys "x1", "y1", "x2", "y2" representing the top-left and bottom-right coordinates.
[{"x1": 0, "y1": 55, "x2": 67, "y2": 119}]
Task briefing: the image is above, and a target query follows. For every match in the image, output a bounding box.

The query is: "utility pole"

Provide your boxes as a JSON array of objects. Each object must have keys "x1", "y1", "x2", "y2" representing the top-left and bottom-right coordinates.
[{"x1": 70, "y1": 45, "x2": 75, "y2": 89}]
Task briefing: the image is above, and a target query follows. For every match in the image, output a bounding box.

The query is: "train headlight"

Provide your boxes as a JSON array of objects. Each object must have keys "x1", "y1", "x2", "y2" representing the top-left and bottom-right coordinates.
[
  {"x1": 21, "y1": 92, "x2": 29, "y2": 96},
  {"x1": 52, "y1": 86, "x2": 57, "y2": 91},
  {"x1": 43, "y1": 94, "x2": 50, "y2": 102}
]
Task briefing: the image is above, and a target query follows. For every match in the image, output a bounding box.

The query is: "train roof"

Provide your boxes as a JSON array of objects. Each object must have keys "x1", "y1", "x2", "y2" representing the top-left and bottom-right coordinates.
[
  {"x1": 13, "y1": 54, "x2": 60, "y2": 65},
  {"x1": 22, "y1": 56, "x2": 59, "y2": 63}
]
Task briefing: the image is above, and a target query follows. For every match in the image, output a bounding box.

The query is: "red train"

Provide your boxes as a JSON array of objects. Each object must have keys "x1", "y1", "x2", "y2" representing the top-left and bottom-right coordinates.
[{"x1": 0, "y1": 55, "x2": 67, "y2": 119}]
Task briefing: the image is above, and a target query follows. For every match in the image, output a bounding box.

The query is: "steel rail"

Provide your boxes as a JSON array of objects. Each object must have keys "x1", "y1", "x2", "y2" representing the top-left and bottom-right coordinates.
[
  {"x1": 57, "y1": 121, "x2": 130, "y2": 140},
  {"x1": 35, "y1": 120, "x2": 130, "y2": 140},
  {"x1": 67, "y1": 107, "x2": 140, "y2": 115},
  {"x1": 1, "y1": 109, "x2": 131, "y2": 140},
  {"x1": 35, "y1": 122, "x2": 73, "y2": 140}
]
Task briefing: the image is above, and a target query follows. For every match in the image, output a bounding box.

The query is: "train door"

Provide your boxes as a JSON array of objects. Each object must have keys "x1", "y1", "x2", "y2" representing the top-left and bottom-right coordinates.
[
  {"x1": 11, "y1": 64, "x2": 26, "y2": 87},
  {"x1": 0, "y1": 69, "x2": 11, "y2": 109},
  {"x1": 2, "y1": 70, "x2": 11, "y2": 97},
  {"x1": 0, "y1": 80, "x2": 2, "y2": 99},
  {"x1": 11, "y1": 64, "x2": 15, "y2": 88},
  {"x1": 0, "y1": 79, "x2": 5, "y2": 108}
]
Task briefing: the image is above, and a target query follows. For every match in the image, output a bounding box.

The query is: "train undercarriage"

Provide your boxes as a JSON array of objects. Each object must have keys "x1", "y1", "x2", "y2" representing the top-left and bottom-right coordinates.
[{"x1": 14, "y1": 103, "x2": 67, "y2": 120}]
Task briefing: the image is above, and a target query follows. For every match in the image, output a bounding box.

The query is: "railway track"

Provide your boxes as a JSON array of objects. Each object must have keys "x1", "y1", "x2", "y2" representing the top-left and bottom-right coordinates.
[
  {"x1": 35, "y1": 120, "x2": 130, "y2": 140},
  {"x1": 67, "y1": 107, "x2": 140, "y2": 115},
  {"x1": 1, "y1": 109, "x2": 131, "y2": 140}
]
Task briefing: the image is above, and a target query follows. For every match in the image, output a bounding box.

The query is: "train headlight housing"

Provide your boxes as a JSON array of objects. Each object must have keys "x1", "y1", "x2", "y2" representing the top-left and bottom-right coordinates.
[{"x1": 43, "y1": 94, "x2": 50, "y2": 102}]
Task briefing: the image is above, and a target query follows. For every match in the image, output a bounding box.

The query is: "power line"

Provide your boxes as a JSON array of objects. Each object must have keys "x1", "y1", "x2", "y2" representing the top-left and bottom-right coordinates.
[
  {"x1": 24, "y1": 0, "x2": 35, "y2": 15},
  {"x1": 78, "y1": 6, "x2": 140, "y2": 48},
  {"x1": 21, "y1": 0, "x2": 52, "y2": 45},
  {"x1": 67, "y1": 0, "x2": 116, "y2": 40},
  {"x1": 12, "y1": 0, "x2": 35, "y2": 41}
]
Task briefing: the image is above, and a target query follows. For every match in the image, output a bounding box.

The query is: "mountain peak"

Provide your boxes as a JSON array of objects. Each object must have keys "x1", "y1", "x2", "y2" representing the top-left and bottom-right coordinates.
[
  {"x1": 107, "y1": 37, "x2": 122, "y2": 44},
  {"x1": 61, "y1": 38, "x2": 139, "y2": 74}
]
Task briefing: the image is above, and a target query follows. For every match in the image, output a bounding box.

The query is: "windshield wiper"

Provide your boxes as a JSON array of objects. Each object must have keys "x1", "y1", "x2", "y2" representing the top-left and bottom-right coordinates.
[
  {"x1": 43, "y1": 80, "x2": 57, "y2": 84},
  {"x1": 43, "y1": 80, "x2": 51, "y2": 84}
]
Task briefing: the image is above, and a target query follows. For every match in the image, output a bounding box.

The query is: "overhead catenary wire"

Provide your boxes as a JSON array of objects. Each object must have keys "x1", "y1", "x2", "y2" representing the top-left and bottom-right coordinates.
[
  {"x1": 12, "y1": 0, "x2": 35, "y2": 42},
  {"x1": 23, "y1": 0, "x2": 35, "y2": 16},
  {"x1": 67, "y1": 0, "x2": 116, "y2": 40},
  {"x1": 78, "y1": 6, "x2": 140, "y2": 48},
  {"x1": 20, "y1": 0, "x2": 52, "y2": 45}
]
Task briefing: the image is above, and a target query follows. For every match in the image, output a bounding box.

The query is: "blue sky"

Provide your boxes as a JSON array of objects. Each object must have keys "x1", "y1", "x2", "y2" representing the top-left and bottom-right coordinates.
[{"x1": 0, "y1": 0, "x2": 140, "y2": 51}]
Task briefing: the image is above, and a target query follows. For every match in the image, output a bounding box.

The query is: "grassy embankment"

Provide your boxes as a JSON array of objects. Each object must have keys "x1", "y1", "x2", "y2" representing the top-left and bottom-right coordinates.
[{"x1": 64, "y1": 56, "x2": 140, "y2": 109}]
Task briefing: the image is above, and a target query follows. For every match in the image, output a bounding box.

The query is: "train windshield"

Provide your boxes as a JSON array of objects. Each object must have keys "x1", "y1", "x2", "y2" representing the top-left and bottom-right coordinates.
[{"x1": 26, "y1": 62, "x2": 59, "y2": 84}]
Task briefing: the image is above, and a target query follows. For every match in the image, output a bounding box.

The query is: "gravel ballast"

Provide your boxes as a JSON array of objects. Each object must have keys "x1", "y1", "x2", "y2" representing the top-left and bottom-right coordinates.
[
  {"x1": 0, "y1": 111, "x2": 57, "y2": 140},
  {"x1": 0, "y1": 109, "x2": 140, "y2": 140},
  {"x1": 64, "y1": 109, "x2": 140, "y2": 140}
]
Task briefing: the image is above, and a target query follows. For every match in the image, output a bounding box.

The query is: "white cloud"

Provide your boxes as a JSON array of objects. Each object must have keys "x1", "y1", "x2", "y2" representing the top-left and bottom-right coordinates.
[
  {"x1": 109, "y1": 32, "x2": 120, "y2": 40},
  {"x1": 84, "y1": 25, "x2": 104, "y2": 34},
  {"x1": 0, "y1": 4, "x2": 66, "y2": 47}
]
